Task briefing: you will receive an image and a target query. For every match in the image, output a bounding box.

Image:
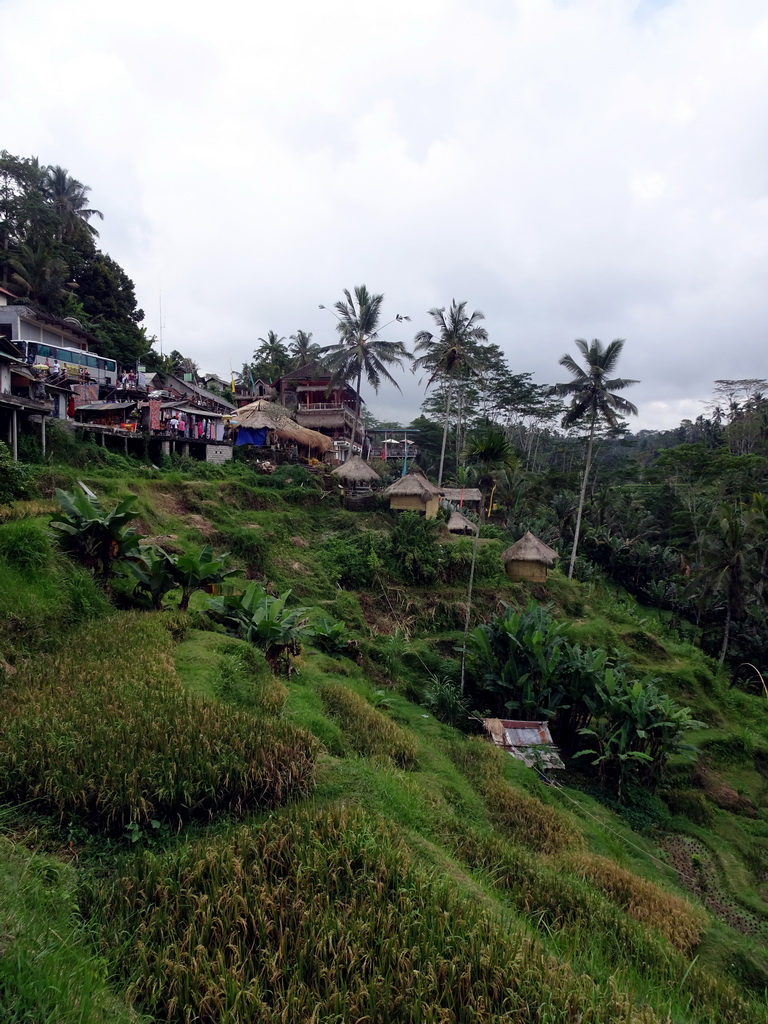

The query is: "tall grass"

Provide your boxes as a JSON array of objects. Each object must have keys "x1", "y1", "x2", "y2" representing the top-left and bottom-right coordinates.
[
  {"x1": 0, "y1": 518, "x2": 109, "y2": 663},
  {"x1": 319, "y1": 681, "x2": 419, "y2": 768},
  {"x1": 94, "y1": 804, "x2": 665, "y2": 1024},
  {"x1": 0, "y1": 615, "x2": 318, "y2": 832},
  {"x1": 0, "y1": 837, "x2": 142, "y2": 1023}
]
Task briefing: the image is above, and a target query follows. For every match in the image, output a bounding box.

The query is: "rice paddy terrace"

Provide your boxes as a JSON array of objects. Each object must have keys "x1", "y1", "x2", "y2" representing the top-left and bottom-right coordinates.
[{"x1": 2, "y1": 458, "x2": 768, "y2": 1023}]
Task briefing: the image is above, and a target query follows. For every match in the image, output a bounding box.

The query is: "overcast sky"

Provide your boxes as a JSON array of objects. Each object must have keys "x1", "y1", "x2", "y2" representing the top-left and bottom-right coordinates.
[{"x1": 2, "y1": 0, "x2": 767, "y2": 430}]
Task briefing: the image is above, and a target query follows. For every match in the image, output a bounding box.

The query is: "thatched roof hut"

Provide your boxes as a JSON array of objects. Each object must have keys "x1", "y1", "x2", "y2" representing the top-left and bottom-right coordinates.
[
  {"x1": 384, "y1": 468, "x2": 442, "y2": 519},
  {"x1": 234, "y1": 399, "x2": 333, "y2": 454},
  {"x1": 331, "y1": 455, "x2": 382, "y2": 488},
  {"x1": 501, "y1": 531, "x2": 559, "y2": 582},
  {"x1": 447, "y1": 509, "x2": 478, "y2": 535}
]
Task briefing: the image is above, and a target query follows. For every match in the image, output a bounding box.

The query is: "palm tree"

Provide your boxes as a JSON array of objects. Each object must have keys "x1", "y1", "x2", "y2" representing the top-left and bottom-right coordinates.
[
  {"x1": 289, "y1": 330, "x2": 319, "y2": 368},
  {"x1": 696, "y1": 503, "x2": 757, "y2": 666},
  {"x1": 254, "y1": 331, "x2": 290, "y2": 382},
  {"x1": 319, "y1": 285, "x2": 411, "y2": 461},
  {"x1": 413, "y1": 301, "x2": 487, "y2": 486},
  {"x1": 9, "y1": 242, "x2": 74, "y2": 310},
  {"x1": 44, "y1": 166, "x2": 103, "y2": 244},
  {"x1": 554, "y1": 339, "x2": 638, "y2": 578}
]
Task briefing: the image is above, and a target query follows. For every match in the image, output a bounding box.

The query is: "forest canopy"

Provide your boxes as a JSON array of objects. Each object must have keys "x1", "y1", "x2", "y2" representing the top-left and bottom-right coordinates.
[{"x1": 0, "y1": 151, "x2": 149, "y2": 365}]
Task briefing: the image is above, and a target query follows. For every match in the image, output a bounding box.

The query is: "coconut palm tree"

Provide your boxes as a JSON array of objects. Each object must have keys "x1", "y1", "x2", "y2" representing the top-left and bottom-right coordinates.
[
  {"x1": 44, "y1": 166, "x2": 103, "y2": 244},
  {"x1": 319, "y1": 285, "x2": 411, "y2": 461},
  {"x1": 554, "y1": 338, "x2": 638, "y2": 578},
  {"x1": 696, "y1": 503, "x2": 757, "y2": 666},
  {"x1": 289, "y1": 330, "x2": 319, "y2": 368},
  {"x1": 254, "y1": 330, "x2": 290, "y2": 382},
  {"x1": 413, "y1": 301, "x2": 487, "y2": 487},
  {"x1": 9, "y1": 242, "x2": 74, "y2": 310}
]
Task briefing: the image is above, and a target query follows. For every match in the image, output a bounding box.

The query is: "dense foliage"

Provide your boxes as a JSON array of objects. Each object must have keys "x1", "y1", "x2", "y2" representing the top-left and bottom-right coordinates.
[{"x1": 0, "y1": 150, "x2": 148, "y2": 364}]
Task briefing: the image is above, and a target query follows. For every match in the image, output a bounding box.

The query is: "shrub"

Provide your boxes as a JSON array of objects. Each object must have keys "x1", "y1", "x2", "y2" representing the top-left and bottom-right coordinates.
[
  {"x1": 385, "y1": 512, "x2": 442, "y2": 585},
  {"x1": 319, "y1": 531, "x2": 381, "y2": 589},
  {"x1": 0, "y1": 441, "x2": 30, "y2": 503},
  {"x1": 0, "y1": 615, "x2": 319, "y2": 832},
  {"x1": 0, "y1": 517, "x2": 52, "y2": 571},
  {"x1": 93, "y1": 805, "x2": 669, "y2": 1024},
  {"x1": 319, "y1": 682, "x2": 418, "y2": 769}
]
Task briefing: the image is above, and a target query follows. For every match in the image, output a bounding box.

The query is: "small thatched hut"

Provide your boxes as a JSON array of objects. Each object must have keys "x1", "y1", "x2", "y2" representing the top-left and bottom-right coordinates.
[
  {"x1": 384, "y1": 468, "x2": 442, "y2": 519},
  {"x1": 501, "y1": 531, "x2": 559, "y2": 582},
  {"x1": 234, "y1": 399, "x2": 333, "y2": 458},
  {"x1": 331, "y1": 455, "x2": 382, "y2": 491},
  {"x1": 447, "y1": 509, "x2": 478, "y2": 535}
]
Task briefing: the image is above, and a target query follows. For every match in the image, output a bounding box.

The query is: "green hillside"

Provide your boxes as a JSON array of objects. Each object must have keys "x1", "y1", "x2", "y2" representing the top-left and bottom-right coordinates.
[{"x1": 2, "y1": 454, "x2": 768, "y2": 1022}]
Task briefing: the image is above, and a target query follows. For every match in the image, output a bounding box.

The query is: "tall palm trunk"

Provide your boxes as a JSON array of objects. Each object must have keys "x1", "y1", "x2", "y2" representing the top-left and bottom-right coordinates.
[
  {"x1": 568, "y1": 412, "x2": 596, "y2": 579},
  {"x1": 460, "y1": 524, "x2": 480, "y2": 694},
  {"x1": 348, "y1": 363, "x2": 363, "y2": 463},
  {"x1": 719, "y1": 602, "x2": 732, "y2": 666},
  {"x1": 437, "y1": 380, "x2": 453, "y2": 486}
]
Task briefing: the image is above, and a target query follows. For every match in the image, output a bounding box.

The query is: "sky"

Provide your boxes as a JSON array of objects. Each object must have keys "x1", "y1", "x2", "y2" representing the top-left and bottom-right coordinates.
[{"x1": 2, "y1": 0, "x2": 767, "y2": 431}]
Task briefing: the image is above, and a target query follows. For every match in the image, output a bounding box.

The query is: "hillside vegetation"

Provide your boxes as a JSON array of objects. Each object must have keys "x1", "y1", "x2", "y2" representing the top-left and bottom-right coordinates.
[{"x1": 2, "y1": 454, "x2": 768, "y2": 1022}]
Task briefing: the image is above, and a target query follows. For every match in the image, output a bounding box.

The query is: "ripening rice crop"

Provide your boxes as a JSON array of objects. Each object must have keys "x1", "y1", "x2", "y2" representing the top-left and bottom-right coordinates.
[
  {"x1": 0, "y1": 614, "x2": 318, "y2": 832},
  {"x1": 319, "y1": 681, "x2": 418, "y2": 768},
  {"x1": 450, "y1": 738, "x2": 582, "y2": 855},
  {"x1": 564, "y1": 851, "x2": 706, "y2": 952},
  {"x1": 94, "y1": 804, "x2": 667, "y2": 1024}
]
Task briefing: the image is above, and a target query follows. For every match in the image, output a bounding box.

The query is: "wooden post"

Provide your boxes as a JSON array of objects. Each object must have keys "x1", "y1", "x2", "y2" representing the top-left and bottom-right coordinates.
[
  {"x1": 41, "y1": 415, "x2": 46, "y2": 457},
  {"x1": 12, "y1": 409, "x2": 17, "y2": 462}
]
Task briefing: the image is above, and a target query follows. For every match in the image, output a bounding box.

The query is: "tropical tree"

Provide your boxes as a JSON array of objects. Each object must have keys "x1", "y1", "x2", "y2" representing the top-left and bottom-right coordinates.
[
  {"x1": 49, "y1": 490, "x2": 141, "y2": 589},
  {"x1": 554, "y1": 339, "x2": 638, "y2": 578},
  {"x1": 289, "y1": 330, "x2": 319, "y2": 367},
  {"x1": 413, "y1": 301, "x2": 487, "y2": 486},
  {"x1": 9, "y1": 242, "x2": 74, "y2": 310},
  {"x1": 43, "y1": 165, "x2": 103, "y2": 244},
  {"x1": 319, "y1": 285, "x2": 411, "y2": 462},
  {"x1": 254, "y1": 330, "x2": 290, "y2": 381},
  {"x1": 206, "y1": 583, "x2": 312, "y2": 674},
  {"x1": 694, "y1": 503, "x2": 757, "y2": 665}
]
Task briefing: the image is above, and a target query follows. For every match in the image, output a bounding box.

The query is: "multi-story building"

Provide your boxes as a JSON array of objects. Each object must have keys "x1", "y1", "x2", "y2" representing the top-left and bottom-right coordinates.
[{"x1": 277, "y1": 360, "x2": 364, "y2": 451}]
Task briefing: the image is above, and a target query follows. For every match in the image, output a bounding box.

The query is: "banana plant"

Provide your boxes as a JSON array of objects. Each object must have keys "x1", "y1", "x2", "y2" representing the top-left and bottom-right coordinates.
[
  {"x1": 50, "y1": 489, "x2": 141, "y2": 588},
  {"x1": 121, "y1": 546, "x2": 179, "y2": 610},
  {"x1": 206, "y1": 583, "x2": 311, "y2": 674},
  {"x1": 172, "y1": 545, "x2": 238, "y2": 611}
]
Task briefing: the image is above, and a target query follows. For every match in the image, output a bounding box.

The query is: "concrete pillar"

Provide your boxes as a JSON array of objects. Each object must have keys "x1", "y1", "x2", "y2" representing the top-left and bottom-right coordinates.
[
  {"x1": 161, "y1": 440, "x2": 170, "y2": 456},
  {"x1": 100, "y1": 431, "x2": 106, "y2": 447},
  {"x1": 12, "y1": 409, "x2": 17, "y2": 462},
  {"x1": 124, "y1": 436, "x2": 128, "y2": 455},
  {"x1": 182, "y1": 442, "x2": 190, "y2": 458}
]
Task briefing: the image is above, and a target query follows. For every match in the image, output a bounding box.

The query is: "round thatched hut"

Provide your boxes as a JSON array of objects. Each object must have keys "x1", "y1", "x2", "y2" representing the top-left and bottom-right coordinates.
[
  {"x1": 447, "y1": 509, "x2": 478, "y2": 535},
  {"x1": 234, "y1": 399, "x2": 333, "y2": 459},
  {"x1": 384, "y1": 468, "x2": 442, "y2": 519},
  {"x1": 501, "y1": 531, "x2": 559, "y2": 582},
  {"x1": 331, "y1": 455, "x2": 382, "y2": 491}
]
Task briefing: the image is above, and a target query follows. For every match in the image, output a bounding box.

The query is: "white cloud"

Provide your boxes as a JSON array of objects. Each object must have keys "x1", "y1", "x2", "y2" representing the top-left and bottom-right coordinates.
[{"x1": 1, "y1": 0, "x2": 767, "y2": 431}]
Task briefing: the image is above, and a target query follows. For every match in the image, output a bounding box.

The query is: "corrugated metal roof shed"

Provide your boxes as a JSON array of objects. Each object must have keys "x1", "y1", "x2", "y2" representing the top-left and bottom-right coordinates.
[{"x1": 482, "y1": 718, "x2": 565, "y2": 770}]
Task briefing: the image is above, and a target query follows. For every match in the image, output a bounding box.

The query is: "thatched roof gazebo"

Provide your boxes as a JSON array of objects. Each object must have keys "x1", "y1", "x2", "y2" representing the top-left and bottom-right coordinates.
[
  {"x1": 331, "y1": 455, "x2": 382, "y2": 489},
  {"x1": 501, "y1": 531, "x2": 559, "y2": 582},
  {"x1": 234, "y1": 399, "x2": 333, "y2": 457},
  {"x1": 384, "y1": 468, "x2": 442, "y2": 519},
  {"x1": 447, "y1": 509, "x2": 478, "y2": 535},
  {"x1": 331, "y1": 454, "x2": 382, "y2": 510}
]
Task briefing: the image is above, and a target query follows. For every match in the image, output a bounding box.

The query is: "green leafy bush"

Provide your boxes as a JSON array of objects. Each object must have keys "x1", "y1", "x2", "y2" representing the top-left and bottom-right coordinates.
[
  {"x1": 49, "y1": 489, "x2": 141, "y2": 585},
  {"x1": 0, "y1": 441, "x2": 30, "y2": 504},
  {"x1": 385, "y1": 512, "x2": 442, "y2": 585},
  {"x1": 206, "y1": 582, "x2": 311, "y2": 674},
  {"x1": 0, "y1": 614, "x2": 318, "y2": 832},
  {"x1": 319, "y1": 531, "x2": 381, "y2": 589}
]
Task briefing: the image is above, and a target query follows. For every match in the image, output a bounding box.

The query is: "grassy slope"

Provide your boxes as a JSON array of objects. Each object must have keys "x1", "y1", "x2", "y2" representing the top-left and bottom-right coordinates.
[{"x1": 2, "y1": 462, "x2": 768, "y2": 1020}]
